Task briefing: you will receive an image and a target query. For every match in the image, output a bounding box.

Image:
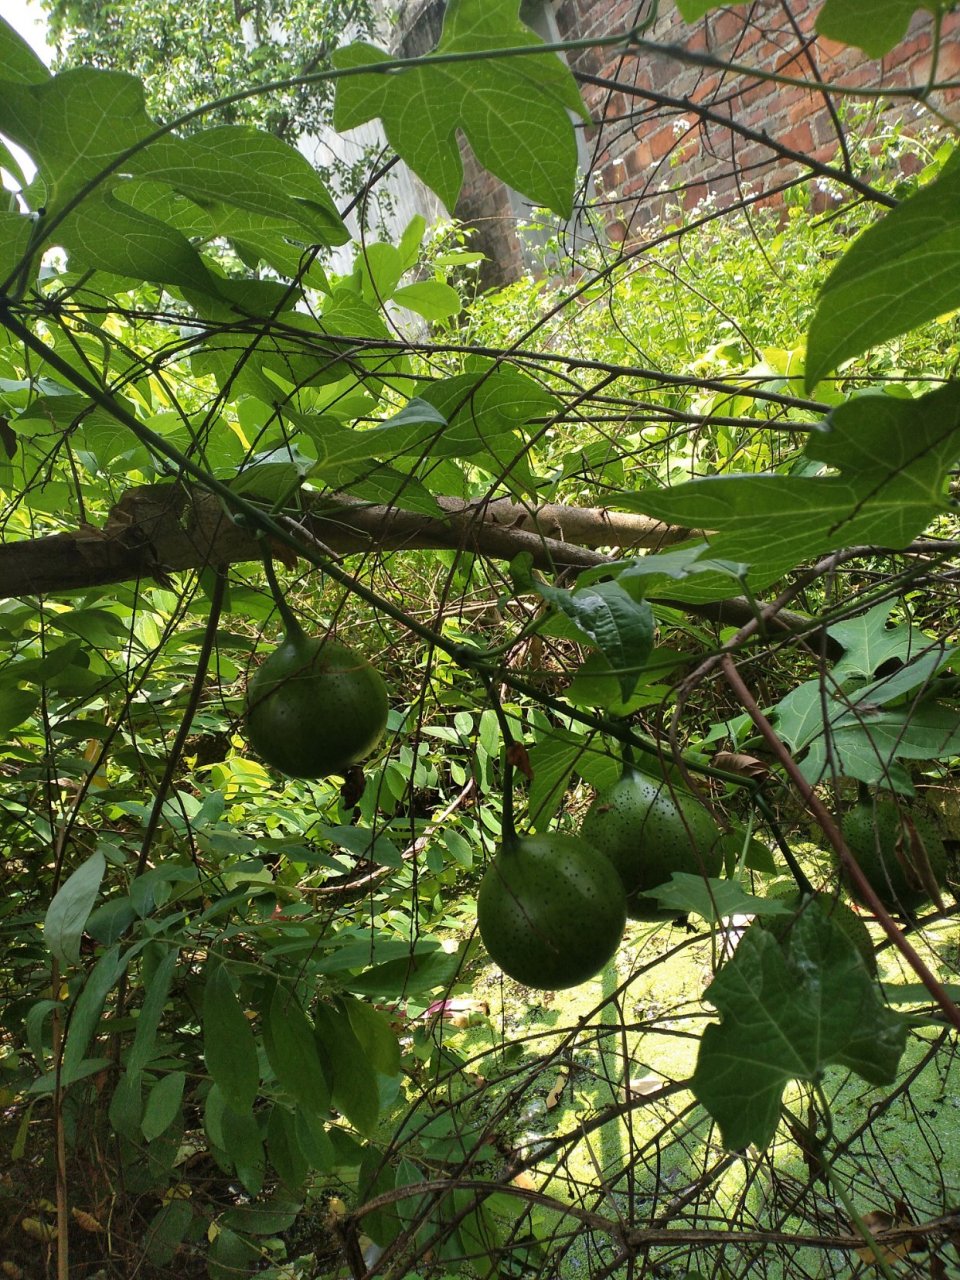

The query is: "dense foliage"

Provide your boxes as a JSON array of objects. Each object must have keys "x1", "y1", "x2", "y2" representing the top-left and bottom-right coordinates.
[{"x1": 2, "y1": 1, "x2": 960, "y2": 1278}]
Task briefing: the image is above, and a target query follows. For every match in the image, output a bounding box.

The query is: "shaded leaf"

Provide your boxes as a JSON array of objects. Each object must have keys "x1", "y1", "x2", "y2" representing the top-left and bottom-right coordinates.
[
  {"x1": 141, "y1": 1071, "x2": 185, "y2": 1141},
  {"x1": 536, "y1": 580, "x2": 654, "y2": 700},
  {"x1": 263, "y1": 984, "x2": 330, "y2": 1116},
  {"x1": 44, "y1": 850, "x2": 105, "y2": 965},
  {"x1": 626, "y1": 384, "x2": 960, "y2": 583},
  {"x1": 203, "y1": 963, "x2": 259, "y2": 1113},
  {"x1": 314, "y1": 1003, "x2": 380, "y2": 1136},
  {"x1": 692, "y1": 911, "x2": 908, "y2": 1149},
  {"x1": 0, "y1": 14, "x2": 49, "y2": 84}
]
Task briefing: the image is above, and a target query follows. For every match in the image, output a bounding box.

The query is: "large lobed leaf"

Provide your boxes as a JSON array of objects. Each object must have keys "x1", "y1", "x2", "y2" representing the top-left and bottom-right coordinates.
[
  {"x1": 332, "y1": 0, "x2": 587, "y2": 217},
  {"x1": 622, "y1": 382, "x2": 960, "y2": 585},
  {"x1": 692, "y1": 909, "x2": 908, "y2": 1150}
]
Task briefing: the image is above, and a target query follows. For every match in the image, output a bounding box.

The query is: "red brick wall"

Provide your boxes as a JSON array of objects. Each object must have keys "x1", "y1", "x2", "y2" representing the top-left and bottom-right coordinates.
[{"x1": 449, "y1": 0, "x2": 960, "y2": 278}]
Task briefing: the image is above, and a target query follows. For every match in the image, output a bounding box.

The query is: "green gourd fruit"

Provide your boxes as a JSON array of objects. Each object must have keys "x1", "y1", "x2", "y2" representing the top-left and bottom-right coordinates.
[
  {"x1": 477, "y1": 833, "x2": 627, "y2": 990},
  {"x1": 245, "y1": 620, "x2": 388, "y2": 780},
  {"x1": 581, "y1": 765, "x2": 723, "y2": 920},
  {"x1": 840, "y1": 795, "x2": 947, "y2": 914}
]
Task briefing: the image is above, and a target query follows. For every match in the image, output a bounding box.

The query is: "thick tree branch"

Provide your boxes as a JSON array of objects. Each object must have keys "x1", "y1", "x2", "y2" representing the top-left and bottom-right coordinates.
[{"x1": 0, "y1": 482, "x2": 689, "y2": 599}]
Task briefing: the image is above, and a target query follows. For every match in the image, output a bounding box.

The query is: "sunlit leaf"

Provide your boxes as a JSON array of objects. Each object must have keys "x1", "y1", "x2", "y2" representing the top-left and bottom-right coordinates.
[{"x1": 333, "y1": 0, "x2": 587, "y2": 216}]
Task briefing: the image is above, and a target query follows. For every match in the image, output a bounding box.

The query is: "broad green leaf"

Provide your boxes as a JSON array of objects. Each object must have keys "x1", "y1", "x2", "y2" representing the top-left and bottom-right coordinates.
[
  {"x1": 144, "y1": 1199, "x2": 193, "y2": 1269},
  {"x1": 314, "y1": 1003, "x2": 380, "y2": 1136},
  {"x1": 801, "y1": 700, "x2": 960, "y2": 785},
  {"x1": 141, "y1": 1071, "x2": 185, "y2": 1141},
  {"x1": 301, "y1": 399, "x2": 447, "y2": 472},
  {"x1": 0, "y1": 69, "x2": 157, "y2": 210},
  {"x1": 817, "y1": 0, "x2": 947, "y2": 57},
  {"x1": 829, "y1": 601, "x2": 939, "y2": 680},
  {"x1": 692, "y1": 911, "x2": 908, "y2": 1149},
  {"x1": 60, "y1": 944, "x2": 125, "y2": 1084},
  {"x1": 221, "y1": 1104, "x2": 265, "y2": 1194},
  {"x1": 203, "y1": 963, "x2": 259, "y2": 1113},
  {"x1": 57, "y1": 189, "x2": 214, "y2": 291},
  {"x1": 207, "y1": 1225, "x2": 259, "y2": 1280},
  {"x1": 333, "y1": 0, "x2": 587, "y2": 217},
  {"x1": 44, "y1": 850, "x2": 105, "y2": 965},
  {"x1": 675, "y1": 0, "x2": 742, "y2": 17},
  {"x1": 128, "y1": 126, "x2": 348, "y2": 247},
  {"x1": 0, "y1": 213, "x2": 33, "y2": 284},
  {"x1": 806, "y1": 152, "x2": 960, "y2": 388},
  {"x1": 268, "y1": 1104, "x2": 309, "y2": 1189},
  {"x1": 223, "y1": 1195, "x2": 301, "y2": 1237},
  {"x1": 263, "y1": 985, "x2": 330, "y2": 1115},
  {"x1": 392, "y1": 280, "x2": 462, "y2": 321},
  {"x1": 648, "y1": 875, "x2": 793, "y2": 923},
  {"x1": 614, "y1": 543, "x2": 749, "y2": 605},
  {"x1": 0, "y1": 682, "x2": 39, "y2": 734},
  {"x1": 127, "y1": 947, "x2": 179, "y2": 1073},
  {"x1": 537, "y1": 580, "x2": 654, "y2": 700},
  {"x1": 342, "y1": 997, "x2": 402, "y2": 1077},
  {"x1": 626, "y1": 384, "x2": 960, "y2": 582},
  {"x1": 526, "y1": 736, "x2": 583, "y2": 829},
  {"x1": 0, "y1": 14, "x2": 49, "y2": 84}
]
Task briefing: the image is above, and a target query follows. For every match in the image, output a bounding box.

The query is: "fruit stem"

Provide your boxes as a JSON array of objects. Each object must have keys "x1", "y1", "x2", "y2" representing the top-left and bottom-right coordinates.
[
  {"x1": 481, "y1": 676, "x2": 518, "y2": 848},
  {"x1": 755, "y1": 792, "x2": 815, "y2": 897},
  {"x1": 260, "y1": 545, "x2": 307, "y2": 642}
]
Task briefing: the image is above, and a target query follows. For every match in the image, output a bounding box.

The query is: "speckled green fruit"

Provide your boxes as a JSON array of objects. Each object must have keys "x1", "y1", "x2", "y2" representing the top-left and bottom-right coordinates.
[
  {"x1": 245, "y1": 631, "x2": 388, "y2": 779},
  {"x1": 477, "y1": 834, "x2": 627, "y2": 990},
  {"x1": 760, "y1": 890, "x2": 877, "y2": 975},
  {"x1": 581, "y1": 768, "x2": 723, "y2": 920},
  {"x1": 841, "y1": 797, "x2": 947, "y2": 914}
]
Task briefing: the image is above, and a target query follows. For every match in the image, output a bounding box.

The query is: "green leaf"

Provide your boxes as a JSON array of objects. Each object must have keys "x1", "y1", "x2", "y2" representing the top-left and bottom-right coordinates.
[
  {"x1": 58, "y1": 189, "x2": 215, "y2": 291},
  {"x1": 526, "y1": 736, "x2": 584, "y2": 830},
  {"x1": 141, "y1": 1071, "x2": 186, "y2": 1141},
  {"x1": 536, "y1": 580, "x2": 654, "y2": 700},
  {"x1": 129, "y1": 126, "x2": 348, "y2": 247},
  {"x1": 333, "y1": 0, "x2": 587, "y2": 217},
  {"x1": 314, "y1": 1003, "x2": 381, "y2": 1135},
  {"x1": 817, "y1": 0, "x2": 946, "y2": 57},
  {"x1": 0, "y1": 70, "x2": 157, "y2": 211},
  {"x1": 221, "y1": 1105, "x2": 265, "y2": 1195},
  {"x1": 648, "y1": 875, "x2": 793, "y2": 923},
  {"x1": 829, "y1": 601, "x2": 937, "y2": 680},
  {"x1": 0, "y1": 212, "x2": 33, "y2": 285},
  {"x1": 692, "y1": 911, "x2": 908, "y2": 1149},
  {"x1": 60, "y1": 944, "x2": 126, "y2": 1085},
  {"x1": 44, "y1": 850, "x2": 105, "y2": 965},
  {"x1": 806, "y1": 152, "x2": 960, "y2": 387},
  {"x1": 267, "y1": 1104, "x2": 309, "y2": 1189},
  {"x1": 0, "y1": 14, "x2": 49, "y2": 85},
  {"x1": 0, "y1": 682, "x2": 39, "y2": 734},
  {"x1": 342, "y1": 997, "x2": 402, "y2": 1078},
  {"x1": 801, "y1": 700, "x2": 960, "y2": 786},
  {"x1": 392, "y1": 280, "x2": 462, "y2": 321},
  {"x1": 127, "y1": 947, "x2": 179, "y2": 1073},
  {"x1": 207, "y1": 1225, "x2": 259, "y2": 1280},
  {"x1": 203, "y1": 963, "x2": 259, "y2": 1113},
  {"x1": 675, "y1": 0, "x2": 743, "y2": 17},
  {"x1": 628, "y1": 384, "x2": 960, "y2": 582},
  {"x1": 263, "y1": 985, "x2": 330, "y2": 1116}
]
